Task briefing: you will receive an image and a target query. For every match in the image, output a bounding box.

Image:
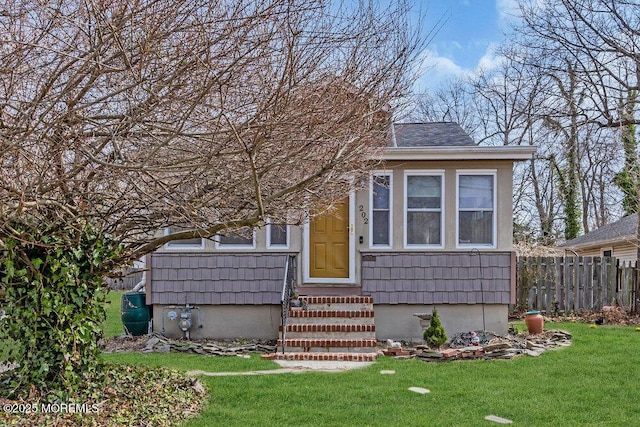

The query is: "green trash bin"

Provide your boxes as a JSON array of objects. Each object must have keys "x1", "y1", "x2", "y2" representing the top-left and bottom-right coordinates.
[{"x1": 121, "y1": 292, "x2": 150, "y2": 336}]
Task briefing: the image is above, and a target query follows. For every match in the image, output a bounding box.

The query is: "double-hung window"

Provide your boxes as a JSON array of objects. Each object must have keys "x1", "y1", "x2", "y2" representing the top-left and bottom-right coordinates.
[
  {"x1": 457, "y1": 172, "x2": 496, "y2": 247},
  {"x1": 164, "y1": 227, "x2": 205, "y2": 250},
  {"x1": 404, "y1": 172, "x2": 443, "y2": 247},
  {"x1": 370, "y1": 173, "x2": 392, "y2": 247},
  {"x1": 267, "y1": 223, "x2": 289, "y2": 248},
  {"x1": 216, "y1": 230, "x2": 255, "y2": 249}
]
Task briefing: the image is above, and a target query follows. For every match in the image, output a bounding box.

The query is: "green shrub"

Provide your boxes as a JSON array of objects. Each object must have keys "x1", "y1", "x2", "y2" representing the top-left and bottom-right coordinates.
[{"x1": 423, "y1": 307, "x2": 448, "y2": 348}]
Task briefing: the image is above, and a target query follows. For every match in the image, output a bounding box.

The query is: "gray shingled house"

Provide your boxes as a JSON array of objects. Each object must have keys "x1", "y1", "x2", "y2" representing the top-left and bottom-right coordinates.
[
  {"x1": 147, "y1": 122, "x2": 536, "y2": 343},
  {"x1": 561, "y1": 214, "x2": 639, "y2": 263}
]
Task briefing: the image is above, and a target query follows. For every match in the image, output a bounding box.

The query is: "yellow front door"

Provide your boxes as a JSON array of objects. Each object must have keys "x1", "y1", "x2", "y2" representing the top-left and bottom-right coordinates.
[{"x1": 309, "y1": 199, "x2": 350, "y2": 279}]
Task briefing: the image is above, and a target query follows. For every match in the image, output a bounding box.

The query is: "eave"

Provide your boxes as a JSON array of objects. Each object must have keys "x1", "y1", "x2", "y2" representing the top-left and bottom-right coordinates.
[
  {"x1": 380, "y1": 145, "x2": 537, "y2": 161},
  {"x1": 562, "y1": 235, "x2": 636, "y2": 251}
]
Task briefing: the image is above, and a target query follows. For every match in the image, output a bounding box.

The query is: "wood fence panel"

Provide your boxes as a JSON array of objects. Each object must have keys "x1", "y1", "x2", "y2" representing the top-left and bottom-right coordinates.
[
  {"x1": 555, "y1": 256, "x2": 565, "y2": 312},
  {"x1": 544, "y1": 257, "x2": 553, "y2": 312},
  {"x1": 515, "y1": 256, "x2": 639, "y2": 314},
  {"x1": 593, "y1": 257, "x2": 602, "y2": 310}
]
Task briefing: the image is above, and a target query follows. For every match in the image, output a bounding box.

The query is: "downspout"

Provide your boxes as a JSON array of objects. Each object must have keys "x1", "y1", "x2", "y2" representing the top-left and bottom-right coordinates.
[{"x1": 131, "y1": 257, "x2": 146, "y2": 292}]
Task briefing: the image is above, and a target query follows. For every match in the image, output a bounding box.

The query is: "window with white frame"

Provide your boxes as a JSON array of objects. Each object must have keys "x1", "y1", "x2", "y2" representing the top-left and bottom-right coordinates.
[
  {"x1": 405, "y1": 172, "x2": 443, "y2": 247},
  {"x1": 164, "y1": 227, "x2": 205, "y2": 250},
  {"x1": 267, "y1": 223, "x2": 289, "y2": 248},
  {"x1": 370, "y1": 173, "x2": 392, "y2": 247},
  {"x1": 217, "y1": 230, "x2": 255, "y2": 248},
  {"x1": 457, "y1": 173, "x2": 495, "y2": 246}
]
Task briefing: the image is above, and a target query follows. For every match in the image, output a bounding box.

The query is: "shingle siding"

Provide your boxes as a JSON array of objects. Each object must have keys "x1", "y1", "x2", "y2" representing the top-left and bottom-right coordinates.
[
  {"x1": 361, "y1": 252, "x2": 513, "y2": 305},
  {"x1": 150, "y1": 253, "x2": 292, "y2": 305}
]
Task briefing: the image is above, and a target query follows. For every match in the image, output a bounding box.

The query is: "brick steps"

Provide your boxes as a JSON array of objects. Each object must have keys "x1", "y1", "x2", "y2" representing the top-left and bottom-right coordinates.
[
  {"x1": 277, "y1": 338, "x2": 377, "y2": 353},
  {"x1": 288, "y1": 310, "x2": 375, "y2": 318},
  {"x1": 301, "y1": 296, "x2": 373, "y2": 304},
  {"x1": 280, "y1": 323, "x2": 375, "y2": 339},
  {"x1": 268, "y1": 295, "x2": 379, "y2": 362},
  {"x1": 269, "y1": 352, "x2": 378, "y2": 362},
  {"x1": 298, "y1": 296, "x2": 373, "y2": 311},
  {"x1": 281, "y1": 324, "x2": 376, "y2": 333}
]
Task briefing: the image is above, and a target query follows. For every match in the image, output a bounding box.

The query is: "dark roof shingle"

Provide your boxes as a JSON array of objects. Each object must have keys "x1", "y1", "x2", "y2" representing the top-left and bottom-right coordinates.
[
  {"x1": 392, "y1": 122, "x2": 476, "y2": 147},
  {"x1": 561, "y1": 214, "x2": 637, "y2": 248}
]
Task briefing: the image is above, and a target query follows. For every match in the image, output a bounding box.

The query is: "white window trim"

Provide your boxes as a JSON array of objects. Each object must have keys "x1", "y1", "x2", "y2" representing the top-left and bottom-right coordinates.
[
  {"x1": 266, "y1": 221, "x2": 290, "y2": 249},
  {"x1": 215, "y1": 230, "x2": 256, "y2": 250},
  {"x1": 369, "y1": 171, "x2": 393, "y2": 248},
  {"x1": 456, "y1": 170, "x2": 497, "y2": 249},
  {"x1": 163, "y1": 228, "x2": 205, "y2": 250},
  {"x1": 403, "y1": 170, "x2": 445, "y2": 249}
]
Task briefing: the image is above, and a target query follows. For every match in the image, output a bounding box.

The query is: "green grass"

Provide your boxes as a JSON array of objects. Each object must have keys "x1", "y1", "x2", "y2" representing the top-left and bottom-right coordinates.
[
  {"x1": 8, "y1": 293, "x2": 640, "y2": 425},
  {"x1": 101, "y1": 295, "x2": 640, "y2": 425},
  {"x1": 177, "y1": 322, "x2": 640, "y2": 427},
  {"x1": 103, "y1": 290, "x2": 126, "y2": 338}
]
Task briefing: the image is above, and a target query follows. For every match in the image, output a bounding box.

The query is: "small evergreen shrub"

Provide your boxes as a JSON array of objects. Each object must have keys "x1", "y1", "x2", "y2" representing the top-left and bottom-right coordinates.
[{"x1": 423, "y1": 307, "x2": 448, "y2": 348}]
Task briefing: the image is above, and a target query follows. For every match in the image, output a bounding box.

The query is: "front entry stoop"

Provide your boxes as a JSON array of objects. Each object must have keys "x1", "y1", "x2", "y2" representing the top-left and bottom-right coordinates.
[{"x1": 271, "y1": 296, "x2": 378, "y2": 362}]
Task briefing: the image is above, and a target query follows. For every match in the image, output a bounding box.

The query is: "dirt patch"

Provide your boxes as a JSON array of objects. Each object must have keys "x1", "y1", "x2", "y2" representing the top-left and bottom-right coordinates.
[{"x1": 100, "y1": 334, "x2": 150, "y2": 352}]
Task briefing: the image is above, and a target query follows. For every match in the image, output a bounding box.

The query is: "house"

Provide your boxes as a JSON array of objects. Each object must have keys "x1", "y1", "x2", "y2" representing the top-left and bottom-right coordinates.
[
  {"x1": 146, "y1": 122, "x2": 536, "y2": 342},
  {"x1": 561, "y1": 214, "x2": 639, "y2": 264}
]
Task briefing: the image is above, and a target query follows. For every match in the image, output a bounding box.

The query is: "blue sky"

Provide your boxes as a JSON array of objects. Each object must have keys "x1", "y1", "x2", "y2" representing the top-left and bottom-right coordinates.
[{"x1": 414, "y1": 0, "x2": 520, "y2": 92}]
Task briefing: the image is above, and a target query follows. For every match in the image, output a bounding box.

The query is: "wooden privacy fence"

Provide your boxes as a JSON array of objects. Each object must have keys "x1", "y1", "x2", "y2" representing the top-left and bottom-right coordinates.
[{"x1": 515, "y1": 256, "x2": 639, "y2": 314}]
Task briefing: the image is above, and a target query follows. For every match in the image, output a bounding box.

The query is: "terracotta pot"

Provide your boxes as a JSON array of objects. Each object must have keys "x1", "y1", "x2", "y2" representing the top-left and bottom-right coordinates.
[{"x1": 525, "y1": 311, "x2": 544, "y2": 334}]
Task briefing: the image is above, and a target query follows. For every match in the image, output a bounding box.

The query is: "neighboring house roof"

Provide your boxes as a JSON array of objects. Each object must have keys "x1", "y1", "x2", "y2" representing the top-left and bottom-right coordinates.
[
  {"x1": 561, "y1": 214, "x2": 637, "y2": 249},
  {"x1": 392, "y1": 122, "x2": 476, "y2": 147},
  {"x1": 383, "y1": 122, "x2": 537, "y2": 161}
]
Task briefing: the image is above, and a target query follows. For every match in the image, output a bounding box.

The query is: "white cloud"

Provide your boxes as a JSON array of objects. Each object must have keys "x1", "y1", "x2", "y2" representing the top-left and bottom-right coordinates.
[
  {"x1": 413, "y1": 48, "x2": 471, "y2": 92},
  {"x1": 413, "y1": 44, "x2": 506, "y2": 92},
  {"x1": 496, "y1": 0, "x2": 521, "y2": 28},
  {"x1": 476, "y1": 43, "x2": 505, "y2": 72}
]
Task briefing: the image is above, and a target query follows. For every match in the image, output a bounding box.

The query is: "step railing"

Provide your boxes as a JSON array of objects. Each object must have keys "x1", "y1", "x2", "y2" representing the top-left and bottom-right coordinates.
[{"x1": 280, "y1": 254, "x2": 297, "y2": 354}]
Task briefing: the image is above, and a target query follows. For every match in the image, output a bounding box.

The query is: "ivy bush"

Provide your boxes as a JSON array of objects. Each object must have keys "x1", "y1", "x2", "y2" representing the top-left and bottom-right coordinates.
[{"x1": 0, "y1": 218, "x2": 122, "y2": 400}]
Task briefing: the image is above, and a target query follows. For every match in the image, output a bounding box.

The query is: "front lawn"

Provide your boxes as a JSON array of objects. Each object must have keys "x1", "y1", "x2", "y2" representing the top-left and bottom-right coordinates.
[
  {"x1": 100, "y1": 291, "x2": 640, "y2": 426},
  {"x1": 180, "y1": 322, "x2": 640, "y2": 426},
  {"x1": 7, "y1": 290, "x2": 640, "y2": 426},
  {"x1": 102, "y1": 290, "x2": 126, "y2": 338}
]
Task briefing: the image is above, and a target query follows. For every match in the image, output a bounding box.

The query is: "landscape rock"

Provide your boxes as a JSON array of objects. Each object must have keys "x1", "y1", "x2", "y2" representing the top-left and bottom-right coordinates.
[
  {"x1": 412, "y1": 329, "x2": 571, "y2": 362},
  {"x1": 101, "y1": 333, "x2": 277, "y2": 356}
]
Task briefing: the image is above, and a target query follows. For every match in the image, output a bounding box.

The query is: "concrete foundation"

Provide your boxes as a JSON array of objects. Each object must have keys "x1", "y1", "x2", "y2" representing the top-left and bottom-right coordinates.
[
  {"x1": 152, "y1": 303, "x2": 508, "y2": 342},
  {"x1": 152, "y1": 304, "x2": 281, "y2": 340},
  {"x1": 373, "y1": 304, "x2": 508, "y2": 342}
]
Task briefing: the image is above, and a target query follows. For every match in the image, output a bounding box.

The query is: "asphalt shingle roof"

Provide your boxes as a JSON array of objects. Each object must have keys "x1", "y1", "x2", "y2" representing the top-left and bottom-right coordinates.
[
  {"x1": 392, "y1": 122, "x2": 476, "y2": 147},
  {"x1": 561, "y1": 214, "x2": 637, "y2": 248}
]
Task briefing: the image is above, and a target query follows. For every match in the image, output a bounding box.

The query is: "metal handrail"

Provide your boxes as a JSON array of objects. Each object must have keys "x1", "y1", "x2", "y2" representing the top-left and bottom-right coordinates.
[{"x1": 280, "y1": 254, "x2": 297, "y2": 354}]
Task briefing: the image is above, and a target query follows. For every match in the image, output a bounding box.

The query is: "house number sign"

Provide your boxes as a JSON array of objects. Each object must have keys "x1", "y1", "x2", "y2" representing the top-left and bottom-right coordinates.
[{"x1": 358, "y1": 205, "x2": 369, "y2": 224}]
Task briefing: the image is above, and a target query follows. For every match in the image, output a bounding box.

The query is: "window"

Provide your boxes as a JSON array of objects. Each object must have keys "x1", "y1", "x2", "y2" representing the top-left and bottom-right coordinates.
[
  {"x1": 267, "y1": 223, "x2": 289, "y2": 248},
  {"x1": 216, "y1": 230, "x2": 255, "y2": 249},
  {"x1": 457, "y1": 173, "x2": 495, "y2": 247},
  {"x1": 164, "y1": 227, "x2": 205, "y2": 250},
  {"x1": 404, "y1": 172, "x2": 443, "y2": 247},
  {"x1": 370, "y1": 173, "x2": 392, "y2": 247}
]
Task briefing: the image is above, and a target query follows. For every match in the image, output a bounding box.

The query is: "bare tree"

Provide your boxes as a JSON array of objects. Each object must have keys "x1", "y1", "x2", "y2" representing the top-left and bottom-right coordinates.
[
  {"x1": 517, "y1": 0, "x2": 639, "y2": 128},
  {"x1": 0, "y1": 0, "x2": 428, "y2": 396},
  {"x1": 410, "y1": 77, "x2": 481, "y2": 138},
  {"x1": 507, "y1": 0, "x2": 639, "y2": 242}
]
